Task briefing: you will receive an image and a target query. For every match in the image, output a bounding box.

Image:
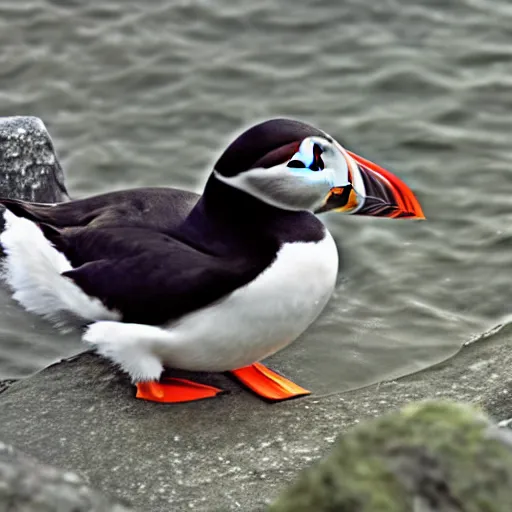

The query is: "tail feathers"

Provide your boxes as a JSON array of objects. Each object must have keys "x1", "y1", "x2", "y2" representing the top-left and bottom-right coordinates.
[
  {"x1": 0, "y1": 198, "x2": 70, "y2": 255},
  {"x1": 0, "y1": 209, "x2": 119, "y2": 327},
  {"x1": 0, "y1": 197, "x2": 53, "y2": 223}
]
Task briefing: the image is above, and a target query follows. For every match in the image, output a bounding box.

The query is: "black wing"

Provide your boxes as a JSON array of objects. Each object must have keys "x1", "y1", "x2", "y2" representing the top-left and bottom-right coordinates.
[
  {"x1": 0, "y1": 190, "x2": 275, "y2": 325},
  {"x1": 60, "y1": 227, "x2": 272, "y2": 325},
  {"x1": 0, "y1": 187, "x2": 199, "y2": 233}
]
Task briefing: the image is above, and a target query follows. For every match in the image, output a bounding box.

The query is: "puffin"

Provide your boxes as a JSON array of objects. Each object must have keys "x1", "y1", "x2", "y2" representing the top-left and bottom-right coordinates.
[{"x1": 0, "y1": 118, "x2": 424, "y2": 403}]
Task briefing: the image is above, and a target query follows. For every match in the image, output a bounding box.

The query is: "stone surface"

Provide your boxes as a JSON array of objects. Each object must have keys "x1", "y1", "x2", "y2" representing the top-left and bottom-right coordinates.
[
  {"x1": 0, "y1": 116, "x2": 69, "y2": 209},
  {"x1": 0, "y1": 442, "x2": 133, "y2": 511},
  {"x1": 0, "y1": 329, "x2": 510, "y2": 511},
  {"x1": 0, "y1": 379, "x2": 15, "y2": 394},
  {"x1": 270, "y1": 401, "x2": 512, "y2": 511}
]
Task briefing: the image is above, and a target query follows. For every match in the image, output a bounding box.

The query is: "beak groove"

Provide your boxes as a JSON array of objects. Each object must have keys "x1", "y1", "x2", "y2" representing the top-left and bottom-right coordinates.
[{"x1": 347, "y1": 151, "x2": 425, "y2": 220}]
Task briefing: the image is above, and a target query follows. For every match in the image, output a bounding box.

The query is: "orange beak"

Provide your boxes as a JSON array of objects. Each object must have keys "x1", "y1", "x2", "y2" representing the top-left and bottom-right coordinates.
[
  {"x1": 316, "y1": 150, "x2": 425, "y2": 220},
  {"x1": 347, "y1": 151, "x2": 425, "y2": 219}
]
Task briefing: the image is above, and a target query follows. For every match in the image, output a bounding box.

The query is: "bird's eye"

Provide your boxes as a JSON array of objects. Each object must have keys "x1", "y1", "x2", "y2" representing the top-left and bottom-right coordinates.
[
  {"x1": 310, "y1": 143, "x2": 325, "y2": 172},
  {"x1": 287, "y1": 160, "x2": 306, "y2": 169}
]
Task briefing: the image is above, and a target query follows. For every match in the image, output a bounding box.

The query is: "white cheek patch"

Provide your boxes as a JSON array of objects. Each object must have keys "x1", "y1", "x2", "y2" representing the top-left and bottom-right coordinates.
[
  {"x1": 213, "y1": 166, "x2": 331, "y2": 212},
  {"x1": 319, "y1": 142, "x2": 350, "y2": 187},
  {"x1": 291, "y1": 138, "x2": 316, "y2": 168},
  {"x1": 322, "y1": 134, "x2": 367, "y2": 212},
  {"x1": 293, "y1": 136, "x2": 352, "y2": 189},
  {"x1": 212, "y1": 134, "x2": 361, "y2": 212},
  {"x1": 331, "y1": 139, "x2": 367, "y2": 211}
]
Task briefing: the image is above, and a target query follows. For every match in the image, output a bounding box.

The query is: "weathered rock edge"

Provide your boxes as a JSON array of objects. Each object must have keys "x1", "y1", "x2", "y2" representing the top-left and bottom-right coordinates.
[
  {"x1": 0, "y1": 116, "x2": 68, "y2": 204},
  {"x1": 270, "y1": 400, "x2": 512, "y2": 512},
  {"x1": 0, "y1": 442, "x2": 133, "y2": 512}
]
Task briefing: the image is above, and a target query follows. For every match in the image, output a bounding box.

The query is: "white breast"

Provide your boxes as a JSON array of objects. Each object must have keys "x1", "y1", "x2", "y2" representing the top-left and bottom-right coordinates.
[{"x1": 156, "y1": 230, "x2": 339, "y2": 371}]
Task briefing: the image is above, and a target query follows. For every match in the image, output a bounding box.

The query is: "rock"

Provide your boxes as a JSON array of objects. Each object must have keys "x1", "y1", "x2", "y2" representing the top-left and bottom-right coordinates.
[
  {"x1": 0, "y1": 442, "x2": 133, "y2": 511},
  {"x1": 0, "y1": 116, "x2": 69, "y2": 248},
  {"x1": 270, "y1": 401, "x2": 512, "y2": 512},
  {"x1": 481, "y1": 375, "x2": 512, "y2": 427},
  {"x1": 0, "y1": 329, "x2": 510, "y2": 511},
  {"x1": 0, "y1": 379, "x2": 15, "y2": 394},
  {"x1": 0, "y1": 116, "x2": 69, "y2": 208}
]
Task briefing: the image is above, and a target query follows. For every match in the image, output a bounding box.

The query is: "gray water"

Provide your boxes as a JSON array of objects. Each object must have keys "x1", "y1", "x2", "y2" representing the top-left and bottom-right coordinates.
[{"x1": 1, "y1": 0, "x2": 511, "y2": 393}]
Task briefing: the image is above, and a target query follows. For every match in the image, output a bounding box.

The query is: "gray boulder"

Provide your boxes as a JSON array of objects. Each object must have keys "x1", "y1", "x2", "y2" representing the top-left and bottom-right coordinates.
[
  {"x1": 0, "y1": 442, "x2": 133, "y2": 511},
  {"x1": 0, "y1": 116, "x2": 69, "y2": 210},
  {"x1": 270, "y1": 401, "x2": 512, "y2": 512}
]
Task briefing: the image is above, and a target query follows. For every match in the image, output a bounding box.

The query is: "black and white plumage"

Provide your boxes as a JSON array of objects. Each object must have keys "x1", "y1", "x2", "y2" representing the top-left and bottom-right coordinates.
[{"x1": 0, "y1": 118, "x2": 424, "y2": 386}]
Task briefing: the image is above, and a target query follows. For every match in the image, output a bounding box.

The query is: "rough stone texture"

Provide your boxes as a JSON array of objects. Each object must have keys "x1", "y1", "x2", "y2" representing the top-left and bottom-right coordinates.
[
  {"x1": 0, "y1": 116, "x2": 69, "y2": 209},
  {"x1": 0, "y1": 379, "x2": 15, "y2": 394},
  {"x1": 270, "y1": 401, "x2": 512, "y2": 511},
  {"x1": 0, "y1": 330, "x2": 510, "y2": 512},
  {"x1": 0, "y1": 442, "x2": 133, "y2": 512}
]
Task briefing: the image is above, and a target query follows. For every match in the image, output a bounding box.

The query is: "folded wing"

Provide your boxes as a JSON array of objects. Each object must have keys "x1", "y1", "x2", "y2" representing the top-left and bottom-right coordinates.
[{"x1": 0, "y1": 190, "x2": 273, "y2": 325}]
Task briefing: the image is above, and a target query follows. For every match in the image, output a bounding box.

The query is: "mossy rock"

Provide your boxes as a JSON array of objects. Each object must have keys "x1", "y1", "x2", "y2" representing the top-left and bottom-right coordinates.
[{"x1": 270, "y1": 401, "x2": 512, "y2": 512}]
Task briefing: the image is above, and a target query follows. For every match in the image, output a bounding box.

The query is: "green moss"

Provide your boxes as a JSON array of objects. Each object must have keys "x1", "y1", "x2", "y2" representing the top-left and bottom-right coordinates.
[{"x1": 270, "y1": 401, "x2": 512, "y2": 512}]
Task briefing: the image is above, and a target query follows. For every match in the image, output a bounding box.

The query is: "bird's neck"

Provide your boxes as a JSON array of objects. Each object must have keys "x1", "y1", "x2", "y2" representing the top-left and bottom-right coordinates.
[
  {"x1": 177, "y1": 175, "x2": 287, "y2": 253},
  {"x1": 200, "y1": 174, "x2": 286, "y2": 226},
  {"x1": 179, "y1": 174, "x2": 324, "y2": 255}
]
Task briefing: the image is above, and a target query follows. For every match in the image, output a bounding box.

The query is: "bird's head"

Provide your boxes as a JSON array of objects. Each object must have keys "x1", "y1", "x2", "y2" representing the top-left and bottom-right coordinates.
[{"x1": 212, "y1": 118, "x2": 424, "y2": 219}]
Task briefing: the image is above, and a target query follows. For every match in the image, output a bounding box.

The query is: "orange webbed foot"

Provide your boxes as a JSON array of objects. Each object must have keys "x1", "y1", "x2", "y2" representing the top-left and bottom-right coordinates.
[
  {"x1": 230, "y1": 362, "x2": 310, "y2": 402},
  {"x1": 136, "y1": 378, "x2": 223, "y2": 403}
]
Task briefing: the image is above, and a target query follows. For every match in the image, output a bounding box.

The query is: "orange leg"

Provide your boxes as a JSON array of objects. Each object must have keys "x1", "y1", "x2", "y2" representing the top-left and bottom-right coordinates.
[
  {"x1": 230, "y1": 362, "x2": 310, "y2": 401},
  {"x1": 136, "y1": 378, "x2": 223, "y2": 403}
]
